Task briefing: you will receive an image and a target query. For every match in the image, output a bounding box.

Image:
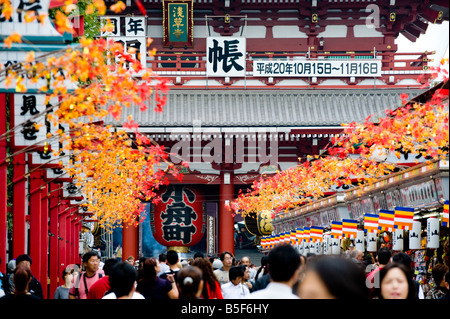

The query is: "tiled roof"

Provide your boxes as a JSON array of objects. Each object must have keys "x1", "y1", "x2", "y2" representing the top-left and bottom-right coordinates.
[{"x1": 103, "y1": 89, "x2": 425, "y2": 128}]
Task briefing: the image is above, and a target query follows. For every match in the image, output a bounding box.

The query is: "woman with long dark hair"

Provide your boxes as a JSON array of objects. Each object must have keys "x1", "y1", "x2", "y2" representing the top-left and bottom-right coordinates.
[
  {"x1": 135, "y1": 257, "x2": 178, "y2": 299},
  {"x1": 1, "y1": 264, "x2": 39, "y2": 300},
  {"x1": 192, "y1": 258, "x2": 223, "y2": 299},
  {"x1": 378, "y1": 262, "x2": 417, "y2": 300}
]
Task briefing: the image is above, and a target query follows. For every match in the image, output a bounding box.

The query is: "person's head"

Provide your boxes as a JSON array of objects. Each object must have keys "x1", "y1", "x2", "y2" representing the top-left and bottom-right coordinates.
[
  {"x1": 138, "y1": 257, "x2": 146, "y2": 270},
  {"x1": 379, "y1": 262, "x2": 416, "y2": 299},
  {"x1": 109, "y1": 262, "x2": 137, "y2": 298},
  {"x1": 376, "y1": 247, "x2": 391, "y2": 266},
  {"x1": 176, "y1": 266, "x2": 203, "y2": 299},
  {"x1": 166, "y1": 250, "x2": 179, "y2": 266},
  {"x1": 62, "y1": 267, "x2": 74, "y2": 284},
  {"x1": 268, "y1": 244, "x2": 301, "y2": 285},
  {"x1": 7, "y1": 259, "x2": 16, "y2": 274},
  {"x1": 82, "y1": 251, "x2": 100, "y2": 274},
  {"x1": 350, "y1": 249, "x2": 364, "y2": 262},
  {"x1": 241, "y1": 256, "x2": 251, "y2": 266},
  {"x1": 142, "y1": 257, "x2": 159, "y2": 281},
  {"x1": 16, "y1": 254, "x2": 32, "y2": 268},
  {"x1": 241, "y1": 265, "x2": 250, "y2": 281},
  {"x1": 194, "y1": 251, "x2": 205, "y2": 259},
  {"x1": 103, "y1": 258, "x2": 120, "y2": 276},
  {"x1": 159, "y1": 253, "x2": 167, "y2": 263},
  {"x1": 13, "y1": 263, "x2": 32, "y2": 295},
  {"x1": 229, "y1": 266, "x2": 245, "y2": 285},
  {"x1": 260, "y1": 255, "x2": 269, "y2": 273},
  {"x1": 219, "y1": 251, "x2": 234, "y2": 269},
  {"x1": 298, "y1": 256, "x2": 368, "y2": 299},
  {"x1": 431, "y1": 264, "x2": 449, "y2": 287},
  {"x1": 392, "y1": 252, "x2": 412, "y2": 270},
  {"x1": 192, "y1": 257, "x2": 219, "y2": 298},
  {"x1": 126, "y1": 256, "x2": 135, "y2": 266}
]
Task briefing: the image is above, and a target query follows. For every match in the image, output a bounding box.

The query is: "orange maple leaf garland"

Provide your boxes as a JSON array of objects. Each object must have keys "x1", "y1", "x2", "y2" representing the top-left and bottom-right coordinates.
[
  {"x1": 1, "y1": 11, "x2": 175, "y2": 229},
  {"x1": 230, "y1": 72, "x2": 449, "y2": 217}
]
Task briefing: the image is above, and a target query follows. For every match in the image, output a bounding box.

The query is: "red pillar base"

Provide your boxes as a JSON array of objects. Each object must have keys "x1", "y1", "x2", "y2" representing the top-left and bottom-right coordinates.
[
  {"x1": 122, "y1": 223, "x2": 138, "y2": 261},
  {"x1": 219, "y1": 173, "x2": 235, "y2": 256}
]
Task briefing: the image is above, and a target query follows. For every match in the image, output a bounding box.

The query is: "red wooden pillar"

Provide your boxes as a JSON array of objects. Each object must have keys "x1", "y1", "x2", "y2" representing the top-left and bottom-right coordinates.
[
  {"x1": 65, "y1": 207, "x2": 71, "y2": 267},
  {"x1": 219, "y1": 172, "x2": 235, "y2": 255},
  {"x1": 40, "y1": 173, "x2": 49, "y2": 299},
  {"x1": 29, "y1": 169, "x2": 42, "y2": 284},
  {"x1": 49, "y1": 183, "x2": 59, "y2": 299},
  {"x1": 71, "y1": 214, "x2": 78, "y2": 264},
  {"x1": 12, "y1": 152, "x2": 27, "y2": 258},
  {"x1": 58, "y1": 198, "x2": 67, "y2": 284},
  {"x1": 122, "y1": 222, "x2": 138, "y2": 261},
  {"x1": 74, "y1": 220, "x2": 81, "y2": 264},
  {"x1": 0, "y1": 93, "x2": 7, "y2": 273}
]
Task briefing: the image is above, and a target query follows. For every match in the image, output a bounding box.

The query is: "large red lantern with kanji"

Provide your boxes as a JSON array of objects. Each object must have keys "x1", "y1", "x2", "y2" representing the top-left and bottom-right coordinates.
[{"x1": 151, "y1": 186, "x2": 205, "y2": 247}]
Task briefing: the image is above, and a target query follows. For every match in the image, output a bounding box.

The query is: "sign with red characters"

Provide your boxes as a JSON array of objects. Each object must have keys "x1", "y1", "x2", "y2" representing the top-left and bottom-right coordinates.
[{"x1": 151, "y1": 186, "x2": 205, "y2": 247}]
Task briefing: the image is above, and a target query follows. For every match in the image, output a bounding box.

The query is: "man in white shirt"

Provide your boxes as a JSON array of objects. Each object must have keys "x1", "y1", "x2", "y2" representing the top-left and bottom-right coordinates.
[
  {"x1": 246, "y1": 245, "x2": 301, "y2": 299},
  {"x1": 221, "y1": 266, "x2": 250, "y2": 299},
  {"x1": 102, "y1": 261, "x2": 144, "y2": 299},
  {"x1": 157, "y1": 253, "x2": 170, "y2": 276}
]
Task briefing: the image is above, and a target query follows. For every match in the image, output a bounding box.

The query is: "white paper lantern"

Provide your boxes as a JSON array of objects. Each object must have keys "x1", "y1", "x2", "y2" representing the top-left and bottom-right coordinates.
[
  {"x1": 323, "y1": 234, "x2": 331, "y2": 255},
  {"x1": 366, "y1": 232, "x2": 378, "y2": 252},
  {"x1": 409, "y1": 221, "x2": 422, "y2": 250},
  {"x1": 315, "y1": 241, "x2": 323, "y2": 255},
  {"x1": 427, "y1": 217, "x2": 440, "y2": 249},
  {"x1": 299, "y1": 241, "x2": 304, "y2": 255},
  {"x1": 355, "y1": 230, "x2": 365, "y2": 252},
  {"x1": 393, "y1": 229, "x2": 404, "y2": 251},
  {"x1": 331, "y1": 238, "x2": 341, "y2": 255},
  {"x1": 309, "y1": 241, "x2": 315, "y2": 254}
]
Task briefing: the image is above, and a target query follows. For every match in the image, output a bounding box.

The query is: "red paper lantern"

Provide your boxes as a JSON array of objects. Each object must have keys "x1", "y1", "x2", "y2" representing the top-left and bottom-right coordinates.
[{"x1": 151, "y1": 186, "x2": 205, "y2": 247}]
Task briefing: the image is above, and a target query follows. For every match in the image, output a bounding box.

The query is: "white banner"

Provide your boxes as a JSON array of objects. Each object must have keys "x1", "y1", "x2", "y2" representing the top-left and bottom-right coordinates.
[
  {"x1": 0, "y1": 0, "x2": 61, "y2": 37},
  {"x1": 253, "y1": 60, "x2": 381, "y2": 77},
  {"x1": 207, "y1": 37, "x2": 246, "y2": 77}
]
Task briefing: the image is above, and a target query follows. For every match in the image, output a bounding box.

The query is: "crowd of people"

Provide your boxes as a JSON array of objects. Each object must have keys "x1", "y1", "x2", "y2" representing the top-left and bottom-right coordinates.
[{"x1": 0, "y1": 245, "x2": 449, "y2": 300}]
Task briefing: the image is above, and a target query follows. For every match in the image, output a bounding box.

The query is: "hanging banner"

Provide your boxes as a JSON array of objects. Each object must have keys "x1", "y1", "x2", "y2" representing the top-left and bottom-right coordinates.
[
  {"x1": 253, "y1": 60, "x2": 381, "y2": 77},
  {"x1": 0, "y1": 0, "x2": 63, "y2": 38},
  {"x1": 409, "y1": 220, "x2": 422, "y2": 250},
  {"x1": 163, "y1": 0, "x2": 194, "y2": 48},
  {"x1": 355, "y1": 230, "x2": 365, "y2": 252},
  {"x1": 394, "y1": 206, "x2": 415, "y2": 230},
  {"x1": 310, "y1": 226, "x2": 323, "y2": 243},
  {"x1": 206, "y1": 37, "x2": 246, "y2": 77},
  {"x1": 364, "y1": 213, "x2": 379, "y2": 233},
  {"x1": 342, "y1": 219, "x2": 358, "y2": 239},
  {"x1": 367, "y1": 232, "x2": 377, "y2": 252},
  {"x1": 443, "y1": 200, "x2": 449, "y2": 228},
  {"x1": 378, "y1": 209, "x2": 395, "y2": 232},
  {"x1": 427, "y1": 217, "x2": 440, "y2": 249},
  {"x1": 331, "y1": 221, "x2": 343, "y2": 239},
  {"x1": 393, "y1": 229, "x2": 404, "y2": 251}
]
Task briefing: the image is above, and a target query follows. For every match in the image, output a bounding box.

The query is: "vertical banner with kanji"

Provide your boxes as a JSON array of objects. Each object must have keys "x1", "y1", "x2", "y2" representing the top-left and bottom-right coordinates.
[
  {"x1": 100, "y1": 16, "x2": 147, "y2": 75},
  {"x1": 206, "y1": 37, "x2": 246, "y2": 77},
  {"x1": 163, "y1": 0, "x2": 193, "y2": 48}
]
